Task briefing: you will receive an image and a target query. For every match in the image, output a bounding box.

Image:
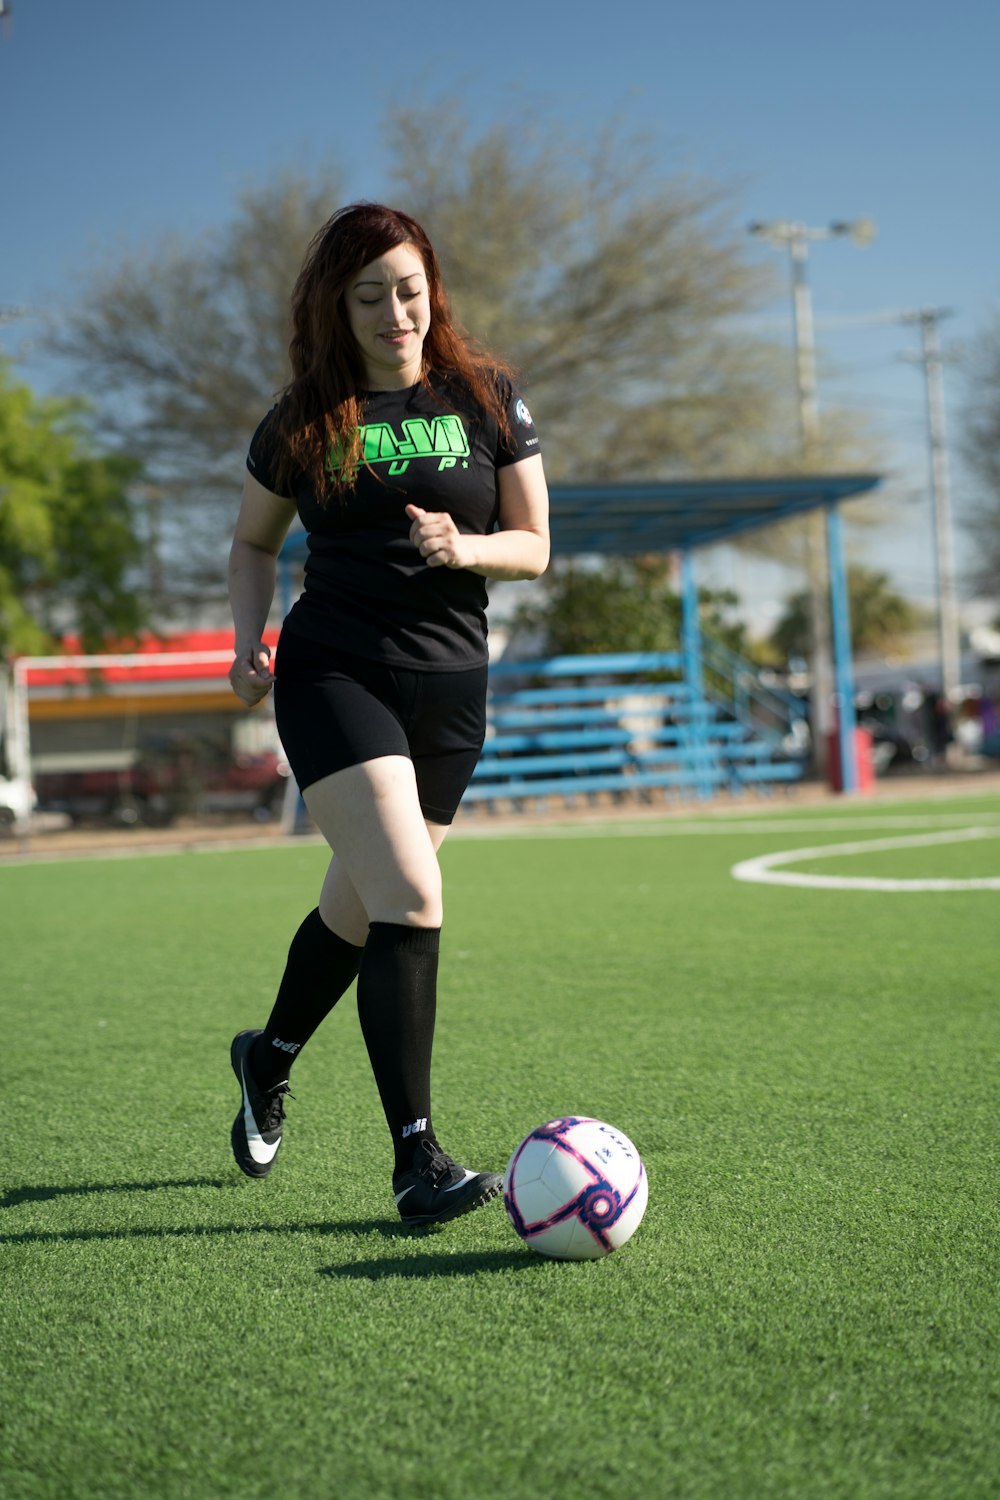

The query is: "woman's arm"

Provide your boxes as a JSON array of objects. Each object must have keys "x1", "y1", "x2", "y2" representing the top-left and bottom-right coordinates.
[
  {"x1": 228, "y1": 471, "x2": 299, "y2": 707},
  {"x1": 405, "y1": 453, "x2": 550, "y2": 581}
]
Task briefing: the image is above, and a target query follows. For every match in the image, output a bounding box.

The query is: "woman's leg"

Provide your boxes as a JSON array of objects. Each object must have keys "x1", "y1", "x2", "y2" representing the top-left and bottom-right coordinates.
[
  {"x1": 230, "y1": 884, "x2": 368, "y2": 1177},
  {"x1": 304, "y1": 756, "x2": 501, "y2": 1223},
  {"x1": 230, "y1": 765, "x2": 452, "y2": 1180},
  {"x1": 248, "y1": 901, "x2": 366, "y2": 1092},
  {"x1": 247, "y1": 849, "x2": 374, "y2": 1092},
  {"x1": 252, "y1": 741, "x2": 451, "y2": 1090},
  {"x1": 303, "y1": 757, "x2": 444, "y2": 1171}
]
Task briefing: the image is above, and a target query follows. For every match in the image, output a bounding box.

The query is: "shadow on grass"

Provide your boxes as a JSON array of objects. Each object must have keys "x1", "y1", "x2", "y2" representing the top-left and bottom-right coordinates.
[
  {"x1": 0, "y1": 1176, "x2": 409, "y2": 1246},
  {"x1": 318, "y1": 1248, "x2": 543, "y2": 1281},
  {"x1": 1, "y1": 1181, "x2": 535, "y2": 1275},
  {"x1": 0, "y1": 1219, "x2": 415, "y2": 1247},
  {"x1": 1, "y1": 1177, "x2": 229, "y2": 1209}
]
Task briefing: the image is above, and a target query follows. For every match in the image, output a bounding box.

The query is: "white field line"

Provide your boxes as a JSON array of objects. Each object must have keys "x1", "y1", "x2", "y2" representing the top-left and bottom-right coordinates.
[{"x1": 731, "y1": 826, "x2": 1000, "y2": 892}]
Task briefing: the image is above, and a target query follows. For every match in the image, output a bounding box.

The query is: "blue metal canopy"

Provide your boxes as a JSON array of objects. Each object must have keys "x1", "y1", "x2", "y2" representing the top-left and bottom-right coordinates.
[{"x1": 544, "y1": 473, "x2": 881, "y2": 556}]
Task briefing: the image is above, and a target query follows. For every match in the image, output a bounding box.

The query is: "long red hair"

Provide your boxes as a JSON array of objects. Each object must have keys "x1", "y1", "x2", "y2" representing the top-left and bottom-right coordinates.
[{"x1": 274, "y1": 202, "x2": 515, "y2": 499}]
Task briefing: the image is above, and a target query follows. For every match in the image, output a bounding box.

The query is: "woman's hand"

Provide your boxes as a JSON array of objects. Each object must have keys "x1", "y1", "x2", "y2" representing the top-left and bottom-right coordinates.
[
  {"x1": 406, "y1": 505, "x2": 473, "y2": 569},
  {"x1": 228, "y1": 642, "x2": 275, "y2": 707}
]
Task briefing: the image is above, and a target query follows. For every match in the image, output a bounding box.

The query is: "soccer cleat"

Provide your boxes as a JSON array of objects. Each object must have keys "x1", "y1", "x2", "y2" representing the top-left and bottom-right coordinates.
[
  {"x1": 393, "y1": 1140, "x2": 503, "y2": 1227},
  {"x1": 230, "y1": 1029, "x2": 291, "y2": 1179}
]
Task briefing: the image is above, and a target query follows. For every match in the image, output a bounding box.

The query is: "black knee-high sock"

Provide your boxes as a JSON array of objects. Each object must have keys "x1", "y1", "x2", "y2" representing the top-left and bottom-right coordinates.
[
  {"x1": 357, "y1": 922, "x2": 440, "y2": 1177},
  {"x1": 251, "y1": 909, "x2": 364, "y2": 1089}
]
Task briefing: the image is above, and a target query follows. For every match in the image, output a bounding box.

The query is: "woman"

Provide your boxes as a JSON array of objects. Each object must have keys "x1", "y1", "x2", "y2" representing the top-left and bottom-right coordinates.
[{"x1": 227, "y1": 202, "x2": 549, "y2": 1227}]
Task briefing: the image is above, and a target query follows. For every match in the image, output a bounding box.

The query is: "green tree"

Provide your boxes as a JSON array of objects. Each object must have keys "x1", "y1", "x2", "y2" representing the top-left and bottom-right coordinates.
[
  {"x1": 0, "y1": 363, "x2": 144, "y2": 656},
  {"x1": 767, "y1": 564, "x2": 925, "y2": 663},
  {"x1": 512, "y1": 554, "x2": 748, "y2": 659}
]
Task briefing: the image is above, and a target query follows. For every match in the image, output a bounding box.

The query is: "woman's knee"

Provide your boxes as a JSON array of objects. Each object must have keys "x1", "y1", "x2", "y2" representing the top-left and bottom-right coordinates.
[
  {"x1": 317, "y1": 847, "x2": 442, "y2": 934},
  {"x1": 374, "y1": 866, "x2": 443, "y2": 929}
]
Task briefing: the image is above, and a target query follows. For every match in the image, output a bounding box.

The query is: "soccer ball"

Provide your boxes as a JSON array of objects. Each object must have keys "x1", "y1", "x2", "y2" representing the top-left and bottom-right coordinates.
[{"x1": 503, "y1": 1117, "x2": 648, "y2": 1260}]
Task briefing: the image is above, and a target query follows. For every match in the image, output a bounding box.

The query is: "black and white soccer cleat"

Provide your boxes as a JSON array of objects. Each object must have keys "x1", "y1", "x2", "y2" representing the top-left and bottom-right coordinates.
[
  {"x1": 393, "y1": 1140, "x2": 502, "y2": 1227},
  {"x1": 230, "y1": 1029, "x2": 291, "y2": 1179}
]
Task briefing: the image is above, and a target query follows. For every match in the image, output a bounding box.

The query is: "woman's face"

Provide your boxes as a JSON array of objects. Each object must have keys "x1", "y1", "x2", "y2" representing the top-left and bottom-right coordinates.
[{"x1": 344, "y1": 242, "x2": 430, "y2": 390}]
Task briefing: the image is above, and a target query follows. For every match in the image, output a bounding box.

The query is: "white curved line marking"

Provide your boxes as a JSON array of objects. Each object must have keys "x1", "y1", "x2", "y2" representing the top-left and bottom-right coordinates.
[{"x1": 731, "y1": 826, "x2": 1000, "y2": 892}]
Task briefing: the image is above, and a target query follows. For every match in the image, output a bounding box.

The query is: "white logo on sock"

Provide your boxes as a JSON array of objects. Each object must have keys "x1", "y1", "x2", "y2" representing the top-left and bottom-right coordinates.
[
  {"x1": 271, "y1": 1038, "x2": 301, "y2": 1054},
  {"x1": 402, "y1": 1118, "x2": 428, "y2": 1139}
]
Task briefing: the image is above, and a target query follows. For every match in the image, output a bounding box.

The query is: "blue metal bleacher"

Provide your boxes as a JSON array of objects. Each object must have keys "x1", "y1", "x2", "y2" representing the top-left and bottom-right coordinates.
[{"x1": 462, "y1": 650, "x2": 807, "y2": 814}]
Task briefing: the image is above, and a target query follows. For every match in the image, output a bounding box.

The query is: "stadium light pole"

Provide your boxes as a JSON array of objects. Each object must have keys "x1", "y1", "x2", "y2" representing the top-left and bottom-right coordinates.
[
  {"x1": 900, "y1": 307, "x2": 961, "y2": 705},
  {"x1": 747, "y1": 218, "x2": 876, "y2": 787}
]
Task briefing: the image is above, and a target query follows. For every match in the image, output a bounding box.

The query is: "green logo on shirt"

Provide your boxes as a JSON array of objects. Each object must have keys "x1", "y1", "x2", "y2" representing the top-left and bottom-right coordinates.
[{"x1": 329, "y1": 415, "x2": 471, "y2": 477}]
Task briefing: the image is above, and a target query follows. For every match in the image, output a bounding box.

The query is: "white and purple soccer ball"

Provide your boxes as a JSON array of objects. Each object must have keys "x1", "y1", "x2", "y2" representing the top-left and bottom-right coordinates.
[{"x1": 503, "y1": 1117, "x2": 648, "y2": 1260}]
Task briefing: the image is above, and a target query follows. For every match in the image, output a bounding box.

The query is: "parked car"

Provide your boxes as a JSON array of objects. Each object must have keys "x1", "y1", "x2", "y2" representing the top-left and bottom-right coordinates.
[{"x1": 33, "y1": 736, "x2": 291, "y2": 827}]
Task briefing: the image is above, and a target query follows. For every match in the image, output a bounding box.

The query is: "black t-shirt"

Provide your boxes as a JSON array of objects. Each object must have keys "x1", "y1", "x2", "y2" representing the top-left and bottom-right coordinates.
[{"x1": 247, "y1": 374, "x2": 541, "y2": 670}]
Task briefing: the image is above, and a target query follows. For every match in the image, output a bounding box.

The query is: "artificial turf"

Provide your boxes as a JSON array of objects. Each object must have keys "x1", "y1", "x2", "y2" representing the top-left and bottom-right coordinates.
[{"x1": 1, "y1": 791, "x2": 997, "y2": 1498}]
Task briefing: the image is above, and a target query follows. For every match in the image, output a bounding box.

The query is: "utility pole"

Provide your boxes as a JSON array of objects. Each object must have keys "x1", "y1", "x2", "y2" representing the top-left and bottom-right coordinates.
[
  {"x1": 748, "y1": 218, "x2": 876, "y2": 777},
  {"x1": 901, "y1": 307, "x2": 961, "y2": 704},
  {"x1": 749, "y1": 220, "x2": 876, "y2": 452}
]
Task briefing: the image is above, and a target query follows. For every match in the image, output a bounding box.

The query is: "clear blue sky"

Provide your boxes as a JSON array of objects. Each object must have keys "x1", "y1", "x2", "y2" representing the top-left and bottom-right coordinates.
[{"x1": 2, "y1": 0, "x2": 998, "y2": 622}]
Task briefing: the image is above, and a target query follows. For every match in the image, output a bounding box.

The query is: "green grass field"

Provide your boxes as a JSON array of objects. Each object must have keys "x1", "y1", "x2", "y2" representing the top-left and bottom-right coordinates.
[{"x1": 2, "y1": 790, "x2": 998, "y2": 1499}]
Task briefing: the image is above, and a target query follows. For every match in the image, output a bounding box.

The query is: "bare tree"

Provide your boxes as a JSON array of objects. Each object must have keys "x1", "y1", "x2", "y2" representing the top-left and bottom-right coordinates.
[
  {"x1": 385, "y1": 104, "x2": 797, "y2": 482},
  {"x1": 49, "y1": 102, "x2": 873, "y2": 619},
  {"x1": 51, "y1": 174, "x2": 342, "y2": 614}
]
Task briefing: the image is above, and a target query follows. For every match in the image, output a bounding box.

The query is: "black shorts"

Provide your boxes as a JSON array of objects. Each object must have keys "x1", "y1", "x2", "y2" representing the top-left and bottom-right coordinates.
[{"x1": 273, "y1": 629, "x2": 488, "y2": 825}]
